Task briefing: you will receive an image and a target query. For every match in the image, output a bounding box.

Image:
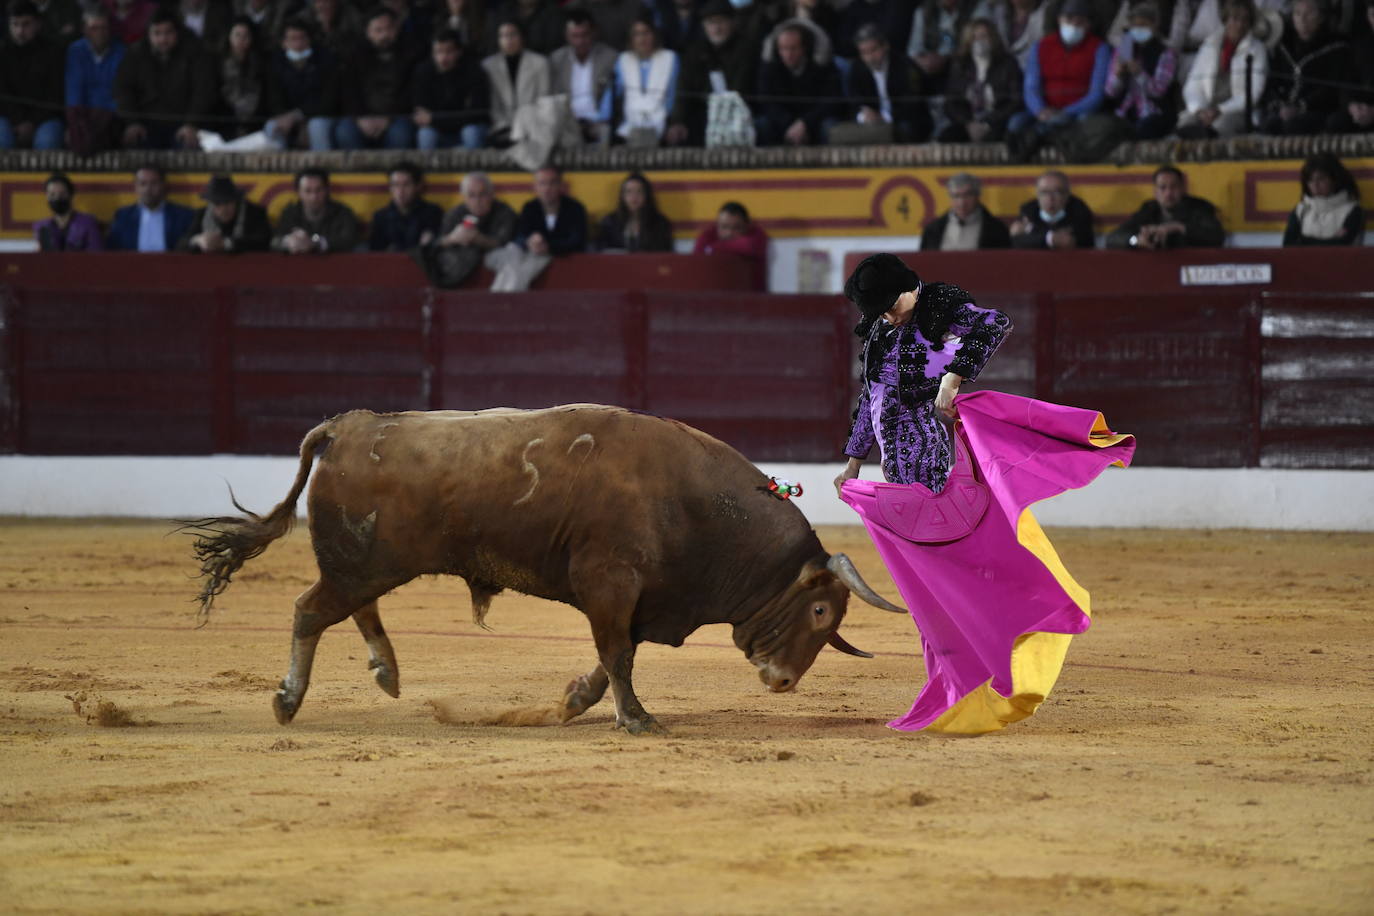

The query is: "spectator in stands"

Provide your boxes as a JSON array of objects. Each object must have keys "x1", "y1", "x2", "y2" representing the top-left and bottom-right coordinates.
[
  {"x1": 550, "y1": 10, "x2": 617, "y2": 146},
  {"x1": 1261, "y1": 0, "x2": 1349, "y2": 135},
  {"x1": 482, "y1": 19, "x2": 552, "y2": 146},
  {"x1": 1177, "y1": 0, "x2": 1267, "y2": 138},
  {"x1": 304, "y1": 0, "x2": 361, "y2": 59},
  {"x1": 336, "y1": 7, "x2": 421, "y2": 149},
  {"x1": 272, "y1": 167, "x2": 361, "y2": 254},
  {"x1": 178, "y1": 0, "x2": 230, "y2": 50},
  {"x1": 32, "y1": 0, "x2": 80, "y2": 42},
  {"x1": 264, "y1": 17, "x2": 338, "y2": 151},
  {"x1": 432, "y1": 0, "x2": 486, "y2": 54},
  {"x1": 107, "y1": 163, "x2": 196, "y2": 251},
  {"x1": 0, "y1": 1, "x2": 65, "y2": 151},
  {"x1": 760, "y1": 0, "x2": 836, "y2": 70},
  {"x1": 1011, "y1": 169, "x2": 1096, "y2": 249},
  {"x1": 1329, "y1": 0, "x2": 1374, "y2": 132},
  {"x1": 985, "y1": 0, "x2": 1048, "y2": 69},
  {"x1": 180, "y1": 173, "x2": 272, "y2": 253},
  {"x1": 1283, "y1": 153, "x2": 1366, "y2": 246},
  {"x1": 485, "y1": 0, "x2": 563, "y2": 55},
  {"x1": 34, "y1": 175, "x2": 104, "y2": 252},
  {"x1": 219, "y1": 15, "x2": 269, "y2": 139},
  {"x1": 114, "y1": 8, "x2": 218, "y2": 149},
  {"x1": 614, "y1": 17, "x2": 679, "y2": 144},
  {"x1": 693, "y1": 201, "x2": 769, "y2": 291},
  {"x1": 921, "y1": 173, "x2": 1012, "y2": 251},
  {"x1": 236, "y1": 0, "x2": 288, "y2": 44},
  {"x1": 836, "y1": 0, "x2": 913, "y2": 62},
  {"x1": 569, "y1": 0, "x2": 650, "y2": 51},
  {"x1": 104, "y1": 0, "x2": 156, "y2": 46},
  {"x1": 665, "y1": 0, "x2": 755, "y2": 147},
  {"x1": 1106, "y1": 166, "x2": 1225, "y2": 249},
  {"x1": 596, "y1": 172, "x2": 674, "y2": 251},
  {"x1": 370, "y1": 161, "x2": 444, "y2": 251},
  {"x1": 425, "y1": 171, "x2": 518, "y2": 288},
  {"x1": 938, "y1": 16, "x2": 1024, "y2": 142},
  {"x1": 413, "y1": 27, "x2": 491, "y2": 149},
  {"x1": 754, "y1": 24, "x2": 843, "y2": 146},
  {"x1": 1170, "y1": 0, "x2": 1284, "y2": 77},
  {"x1": 844, "y1": 23, "x2": 930, "y2": 141},
  {"x1": 1102, "y1": 2, "x2": 1177, "y2": 138},
  {"x1": 65, "y1": 6, "x2": 126, "y2": 156},
  {"x1": 653, "y1": 0, "x2": 700, "y2": 52},
  {"x1": 485, "y1": 164, "x2": 588, "y2": 291},
  {"x1": 1006, "y1": 0, "x2": 1111, "y2": 160},
  {"x1": 907, "y1": 0, "x2": 972, "y2": 98}
]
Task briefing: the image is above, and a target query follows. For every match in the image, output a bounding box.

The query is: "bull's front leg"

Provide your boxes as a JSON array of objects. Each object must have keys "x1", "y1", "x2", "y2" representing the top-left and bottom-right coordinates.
[
  {"x1": 572, "y1": 560, "x2": 663, "y2": 736},
  {"x1": 597, "y1": 638, "x2": 662, "y2": 736}
]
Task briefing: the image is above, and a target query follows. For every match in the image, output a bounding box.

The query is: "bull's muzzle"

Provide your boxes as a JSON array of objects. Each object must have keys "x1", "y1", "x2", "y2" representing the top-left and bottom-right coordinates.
[{"x1": 757, "y1": 664, "x2": 797, "y2": 693}]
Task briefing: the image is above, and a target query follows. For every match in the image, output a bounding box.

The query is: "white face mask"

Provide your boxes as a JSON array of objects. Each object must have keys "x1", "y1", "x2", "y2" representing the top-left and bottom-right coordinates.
[
  {"x1": 1059, "y1": 22, "x2": 1085, "y2": 45},
  {"x1": 284, "y1": 46, "x2": 312, "y2": 62},
  {"x1": 1128, "y1": 26, "x2": 1154, "y2": 43}
]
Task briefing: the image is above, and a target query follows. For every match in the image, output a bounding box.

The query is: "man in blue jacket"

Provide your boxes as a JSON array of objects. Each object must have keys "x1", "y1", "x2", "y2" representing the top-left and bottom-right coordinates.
[
  {"x1": 65, "y1": 6, "x2": 125, "y2": 154},
  {"x1": 106, "y1": 164, "x2": 195, "y2": 252}
]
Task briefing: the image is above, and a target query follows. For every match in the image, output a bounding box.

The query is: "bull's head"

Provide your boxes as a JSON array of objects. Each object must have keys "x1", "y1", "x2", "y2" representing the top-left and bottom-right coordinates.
[{"x1": 734, "y1": 553, "x2": 904, "y2": 693}]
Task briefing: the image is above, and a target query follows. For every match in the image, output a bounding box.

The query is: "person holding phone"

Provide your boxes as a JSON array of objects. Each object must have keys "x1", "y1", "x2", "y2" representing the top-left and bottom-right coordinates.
[{"x1": 424, "y1": 170, "x2": 518, "y2": 288}]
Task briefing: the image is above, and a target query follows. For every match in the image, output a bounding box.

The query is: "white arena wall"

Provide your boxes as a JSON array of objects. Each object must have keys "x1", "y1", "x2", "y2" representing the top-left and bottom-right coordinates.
[{"x1": 1, "y1": 456, "x2": 1369, "y2": 531}]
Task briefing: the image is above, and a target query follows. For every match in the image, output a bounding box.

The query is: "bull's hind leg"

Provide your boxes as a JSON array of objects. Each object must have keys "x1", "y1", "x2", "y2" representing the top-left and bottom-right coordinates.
[
  {"x1": 558, "y1": 664, "x2": 608, "y2": 723},
  {"x1": 353, "y1": 601, "x2": 399, "y2": 698},
  {"x1": 274, "y1": 579, "x2": 365, "y2": 725}
]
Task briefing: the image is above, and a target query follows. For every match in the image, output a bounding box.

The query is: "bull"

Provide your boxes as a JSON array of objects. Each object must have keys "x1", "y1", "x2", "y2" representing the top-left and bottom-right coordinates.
[{"x1": 182, "y1": 405, "x2": 903, "y2": 734}]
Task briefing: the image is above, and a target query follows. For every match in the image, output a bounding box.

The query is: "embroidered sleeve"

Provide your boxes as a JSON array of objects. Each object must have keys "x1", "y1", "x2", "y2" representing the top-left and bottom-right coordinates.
[
  {"x1": 844, "y1": 383, "x2": 875, "y2": 459},
  {"x1": 944, "y1": 302, "x2": 1013, "y2": 382}
]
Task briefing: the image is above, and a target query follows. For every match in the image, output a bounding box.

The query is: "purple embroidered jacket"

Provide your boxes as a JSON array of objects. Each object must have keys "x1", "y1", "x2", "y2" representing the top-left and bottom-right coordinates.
[{"x1": 844, "y1": 282, "x2": 1011, "y2": 490}]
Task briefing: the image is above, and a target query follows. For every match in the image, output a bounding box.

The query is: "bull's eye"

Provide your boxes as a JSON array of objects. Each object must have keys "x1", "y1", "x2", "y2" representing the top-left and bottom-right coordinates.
[{"x1": 813, "y1": 605, "x2": 826, "y2": 617}]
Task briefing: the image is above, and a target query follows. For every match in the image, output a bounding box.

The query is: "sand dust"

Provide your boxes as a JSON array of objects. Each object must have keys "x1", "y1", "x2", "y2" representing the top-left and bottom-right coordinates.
[{"x1": 0, "y1": 519, "x2": 1371, "y2": 914}]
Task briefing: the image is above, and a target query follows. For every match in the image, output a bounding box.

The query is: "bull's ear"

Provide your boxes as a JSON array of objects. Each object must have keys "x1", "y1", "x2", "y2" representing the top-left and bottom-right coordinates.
[{"x1": 798, "y1": 566, "x2": 837, "y2": 590}]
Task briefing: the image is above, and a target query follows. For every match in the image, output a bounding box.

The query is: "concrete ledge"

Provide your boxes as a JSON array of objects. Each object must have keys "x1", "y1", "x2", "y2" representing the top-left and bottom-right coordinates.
[{"x1": 1, "y1": 456, "x2": 1369, "y2": 531}]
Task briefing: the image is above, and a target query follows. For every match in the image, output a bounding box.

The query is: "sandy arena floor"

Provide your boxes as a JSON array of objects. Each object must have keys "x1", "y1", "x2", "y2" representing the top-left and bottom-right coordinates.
[{"x1": 0, "y1": 518, "x2": 1371, "y2": 915}]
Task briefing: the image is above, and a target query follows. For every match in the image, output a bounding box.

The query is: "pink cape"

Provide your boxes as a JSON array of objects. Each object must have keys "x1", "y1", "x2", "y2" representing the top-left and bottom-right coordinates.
[{"x1": 840, "y1": 390, "x2": 1136, "y2": 734}]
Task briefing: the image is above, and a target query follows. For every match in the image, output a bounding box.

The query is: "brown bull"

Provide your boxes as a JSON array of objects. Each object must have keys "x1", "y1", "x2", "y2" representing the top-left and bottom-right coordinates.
[{"x1": 182, "y1": 405, "x2": 902, "y2": 734}]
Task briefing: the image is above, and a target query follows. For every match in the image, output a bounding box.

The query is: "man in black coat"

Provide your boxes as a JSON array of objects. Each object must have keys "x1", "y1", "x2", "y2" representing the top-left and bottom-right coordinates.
[
  {"x1": 1263, "y1": 0, "x2": 1351, "y2": 135},
  {"x1": 754, "y1": 23, "x2": 842, "y2": 146},
  {"x1": 485, "y1": 165, "x2": 588, "y2": 291},
  {"x1": 845, "y1": 22, "x2": 931, "y2": 142},
  {"x1": 264, "y1": 17, "x2": 340, "y2": 151},
  {"x1": 0, "y1": 1, "x2": 66, "y2": 150},
  {"x1": 665, "y1": 0, "x2": 756, "y2": 145},
  {"x1": 113, "y1": 8, "x2": 218, "y2": 149},
  {"x1": 1105, "y1": 166, "x2": 1225, "y2": 250},
  {"x1": 921, "y1": 173, "x2": 1012, "y2": 251},
  {"x1": 412, "y1": 27, "x2": 491, "y2": 149},
  {"x1": 1011, "y1": 169, "x2": 1097, "y2": 250},
  {"x1": 179, "y1": 174, "x2": 273, "y2": 253},
  {"x1": 369, "y1": 161, "x2": 444, "y2": 251},
  {"x1": 336, "y1": 6, "x2": 422, "y2": 148}
]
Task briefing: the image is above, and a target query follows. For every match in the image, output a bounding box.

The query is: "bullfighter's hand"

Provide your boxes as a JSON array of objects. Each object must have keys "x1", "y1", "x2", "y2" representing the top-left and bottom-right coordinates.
[
  {"x1": 833, "y1": 458, "x2": 863, "y2": 498},
  {"x1": 936, "y1": 372, "x2": 962, "y2": 420}
]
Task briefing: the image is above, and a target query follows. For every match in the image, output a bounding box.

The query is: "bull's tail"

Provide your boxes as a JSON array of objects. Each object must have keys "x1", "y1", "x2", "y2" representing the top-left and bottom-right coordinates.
[{"x1": 176, "y1": 420, "x2": 334, "y2": 623}]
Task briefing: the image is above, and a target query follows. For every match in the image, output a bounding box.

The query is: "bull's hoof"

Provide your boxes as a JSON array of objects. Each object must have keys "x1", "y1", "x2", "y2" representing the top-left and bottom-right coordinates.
[
  {"x1": 371, "y1": 664, "x2": 400, "y2": 698},
  {"x1": 272, "y1": 685, "x2": 299, "y2": 725},
  {"x1": 617, "y1": 714, "x2": 666, "y2": 736}
]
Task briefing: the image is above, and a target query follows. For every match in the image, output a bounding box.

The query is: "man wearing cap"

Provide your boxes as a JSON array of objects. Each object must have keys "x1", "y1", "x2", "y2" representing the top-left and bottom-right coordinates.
[
  {"x1": 178, "y1": 174, "x2": 272, "y2": 253},
  {"x1": 664, "y1": 0, "x2": 754, "y2": 146},
  {"x1": 834, "y1": 254, "x2": 1011, "y2": 495},
  {"x1": 1006, "y1": 0, "x2": 1111, "y2": 158}
]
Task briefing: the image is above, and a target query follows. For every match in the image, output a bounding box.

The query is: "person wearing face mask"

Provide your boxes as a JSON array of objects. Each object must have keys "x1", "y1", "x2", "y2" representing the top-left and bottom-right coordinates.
[
  {"x1": 1102, "y1": 2, "x2": 1177, "y2": 137},
  {"x1": 939, "y1": 16, "x2": 1024, "y2": 142},
  {"x1": 1261, "y1": 0, "x2": 1350, "y2": 135},
  {"x1": 1006, "y1": 0, "x2": 1111, "y2": 159},
  {"x1": 264, "y1": 18, "x2": 339, "y2": 151},
  {"x1": 1010, "y1": 169, "x2": 1097, "y2": 249},
  {"x1": 34, "y1": 174, "x2": 105, "y2": 252}
]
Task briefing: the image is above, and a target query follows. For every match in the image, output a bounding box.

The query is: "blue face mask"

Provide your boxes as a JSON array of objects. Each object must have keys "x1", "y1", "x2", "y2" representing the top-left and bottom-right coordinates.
[
  {"x1": 285, "y1": 46, "x2": 312, "y2": 62},
  {"x1": 1059, "y1": 22, "x2": 1085, "y2": 45},
  {"x1": 1129, "y1": 26, "x2": 1154, "y2": 43},
  {"x1": 729, "y1": 0, "x2": 752, "y2": 7},
  {"x1": 1039, "y1": 208, "x2": 1065, "y2": 224}
]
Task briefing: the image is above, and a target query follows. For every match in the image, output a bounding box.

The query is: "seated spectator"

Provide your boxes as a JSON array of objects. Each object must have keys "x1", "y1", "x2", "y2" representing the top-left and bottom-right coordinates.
[
  {"x1": 1170, "y1": 0, "x2": 1285, "y2": 77},
  {"x1": 178, "y1": 0, "x2": 231, "y2": 49},
  {"x1": 433, "y1": 0, "x2": 486, "y2": 55},
  {"x1": 369, "y1": 161, "x2": 443, "y2": 251},
  {"x1": 754, "y1": 24, "x2": 842, "y2": 146},
  {"x1": 596, "y1": 172, "x2": 674, "y2": 251},
  {"x1": 425, "y1": 171, "x2": 518, "y2": 288},
  {"x1": 1006, "y1": 0, "x2": 1111, "y2": 158},
  {"x1": 836, "y1": 0, "x2": 912, "y2": 62},
  {"x1": 65, "y1": 6, "x2": 126, "y2": 156},
  {"x1": 485, "y1": 0, "x2": 563, "y2": 55},
  {"x1": 218, "y1": 15, "x2": 269, "y2": 139},
  {"x1": 271, "y1": 167, "x2": 360, "y2": 254},
  {"x1": 107, "y1": 163, "x2": 196, "y2": 251},
  {"x1": 103, "y1": 0, "x2": 155, "y2": 46},
  {"x1": 614, "y1": 17, "x2": 679, "y2": 144},
  {"x1": 568, "y1": 0, "x2": 649, "y2": 51},
  {"x1": 0, "y1": 1, "x2": 65, "y2": 151},
  {"x1": 114, "y1": 8, "x2": 217, "y2": 149},
  {"x1": 413, "y1": 28, "x2": 490, "y2": 149},
  {"x1": 907, "y1": 0, "x2": 972, "y2": 98},
  {"x1": 1283, "y1": 153, "x2": 1366, "y2": 246},
  {"x1": 34, "y1": 174, "x2": 104, "y2": 252},
  {"x1": 179, "y1": 174, "x2": 272, "y2": 252},
  {"x1": 666, "y1": 0, "x2": 755, "y2": 147},
  {"x1": 482, "y1": 19, "x2": 552, "y2": 146},
  {"x1": 921, "y1": 173, "x2": 1012, "y2": 251},
  {"x1": 303, "y1": 0, "x2": 361, "y2": 59},
  {"x1": 761, "y1": 7, "x2": 835, "y2": 71},
  {"x1": 1103, "y1": 2, "x2": 1177, "y2": 138},
  {"x1": 336, "y1": 7, "x2": 421, "y2": 149},
  {"x1": 264, "y1": 17, "x2": 338, "y2": 151},
  {"x1": 1261, "y1": 0, "x2": 1349, "y2": 135},
  {"x1": 939, "y1": 16, "x2": 1024, "y2": 142},
  {"x1": 1011, "y1": 169, "x2": 1096, "y2": 249},
  {"x1": 485, "y1": 165, "x2": 588, "y2": 291},
  {"x1": 549, "y1": 10, "x2": 616, "y2": 146},
  {"x1": 985, "y1": 0, "x2": 1048, "y2": 70},
  {"x1": 653, "y1": 0, "x2": 701, "y2": 52},
  {"x1": 1177, "y1": 0, "x2": 1267, "y2": 138},
  {"x1": 843, "y1": 23, "x2": 930, "y2": 142},
  {"x1": 33, "y1": 0, "x2": 80, "y2": 42},
  {"x1": 1329, "y1": 0, "x2": 1374, "y2": 132},
  {"x1": 1105, "y1": 166, "x2": 1225, "y2": 249},
  {"x1": 693, "y1": 201, "x2": 769, "y2": 291},
  {"x1": 784, "y1": 0, "x2": 839, "y2": 43}
]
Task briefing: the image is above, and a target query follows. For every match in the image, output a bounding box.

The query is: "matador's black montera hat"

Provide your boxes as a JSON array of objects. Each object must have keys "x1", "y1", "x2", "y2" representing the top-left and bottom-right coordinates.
[{"x1": 844, "y1": 253, "x2": 921, "y2": 324}]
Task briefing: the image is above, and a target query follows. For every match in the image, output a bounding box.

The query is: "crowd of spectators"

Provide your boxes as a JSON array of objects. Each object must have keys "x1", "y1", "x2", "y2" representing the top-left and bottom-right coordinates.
[{"x1": 3, "y1": 0, "x2": 1372, "y2": 156}]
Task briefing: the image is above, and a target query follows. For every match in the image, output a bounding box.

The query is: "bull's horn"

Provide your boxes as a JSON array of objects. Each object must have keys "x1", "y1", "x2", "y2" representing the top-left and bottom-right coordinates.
[
  {"x1": 828, "y1": 630, "x2": 874, "y2": 658},
  {"x1": 826, "y1": 553, "x2": 906, "y2": 614}
]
